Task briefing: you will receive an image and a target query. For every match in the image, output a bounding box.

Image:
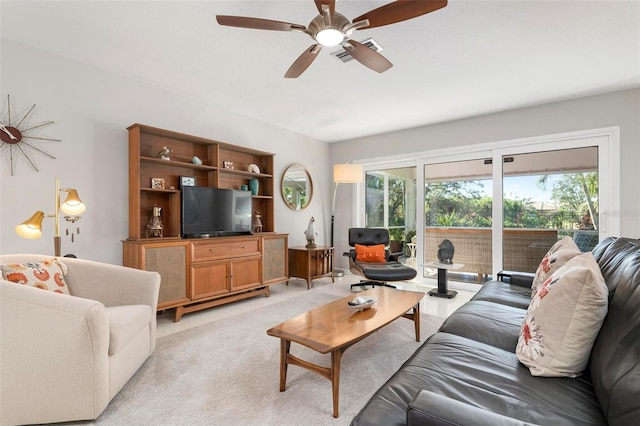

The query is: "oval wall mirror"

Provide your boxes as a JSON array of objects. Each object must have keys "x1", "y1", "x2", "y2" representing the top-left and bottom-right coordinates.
[{"x1": 281, "y1": 164, "x2": 313, "y2": 211}]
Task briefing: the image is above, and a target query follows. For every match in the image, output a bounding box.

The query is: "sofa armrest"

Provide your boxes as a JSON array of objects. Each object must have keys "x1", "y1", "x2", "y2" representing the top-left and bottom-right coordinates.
[
  {"x1": 1, "y1": 281, "x2": 111, "y2": 424},
  {"x1": 497, "y1": 270, "x2": 535, "y2": 288},
  {"x1": 62, "y1": 258, "x2": 160, "y2": 309},
  {"x1": 63, "y1": 259, "x2": 161, "y2": 351},
  {"x1": 407, "y1": 390, "x2": 535, "y2": 426}
]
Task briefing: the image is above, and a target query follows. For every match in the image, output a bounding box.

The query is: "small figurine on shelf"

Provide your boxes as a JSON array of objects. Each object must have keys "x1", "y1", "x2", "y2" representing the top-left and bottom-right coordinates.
[
  {"x1": 146, "y1": 205, "x2": 164, "y2": 238},
  {"x1": 253, "y1": 211, "x2": 263, "y2": 233},
  {"x1": 156, "y1": 146, "x2": 171, "y2": 161},
  {"x1": 304, "y1": 216, "x2": 317, "y2": 248}
]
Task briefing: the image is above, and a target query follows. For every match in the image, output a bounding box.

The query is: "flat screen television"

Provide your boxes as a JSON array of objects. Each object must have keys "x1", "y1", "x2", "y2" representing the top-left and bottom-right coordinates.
[{"x1": 181, "y1": 186, "x2": 252, "y2": 238}]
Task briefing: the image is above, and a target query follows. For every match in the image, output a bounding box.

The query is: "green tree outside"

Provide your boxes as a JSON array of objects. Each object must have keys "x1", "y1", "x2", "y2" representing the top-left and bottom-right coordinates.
[{"x1": 424, "y1": 172, "x2": 597, "y2": 231}]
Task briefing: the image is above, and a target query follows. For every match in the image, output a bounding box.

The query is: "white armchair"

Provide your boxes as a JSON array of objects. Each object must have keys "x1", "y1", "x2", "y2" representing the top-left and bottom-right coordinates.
[{"x1": 0, "y1": 254, "x2": 160, "y2": 425}]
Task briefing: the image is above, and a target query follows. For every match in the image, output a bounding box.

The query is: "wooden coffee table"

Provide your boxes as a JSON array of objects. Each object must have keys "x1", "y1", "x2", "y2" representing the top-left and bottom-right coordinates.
[{"x1": 266, "y1": 286, "x2": 425, "y2": 418}]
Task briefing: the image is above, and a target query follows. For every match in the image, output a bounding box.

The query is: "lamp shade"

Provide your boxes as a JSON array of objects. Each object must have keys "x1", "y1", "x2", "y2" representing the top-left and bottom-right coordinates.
[
  {"x1": 60, "y1": 189, "x2": 86, "y2": 215},
  {"x1": 334, "y1": 163, "x2": 363, "y2": 184},
  {"x1": 15, "y1": 211, "x2": 45, "y2": 239}
]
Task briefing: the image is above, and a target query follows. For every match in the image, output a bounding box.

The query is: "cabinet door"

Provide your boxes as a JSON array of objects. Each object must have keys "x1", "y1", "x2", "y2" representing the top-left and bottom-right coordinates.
[
  {"x1": 191, "y1": 261, "x2": 230, "y2": 300},
  {"x1": 287, "y1": 249, "x2": 307, "y2": 281},
  {"x1": 230, "y1": 256, "x2": 262, "y2": 291},
  {"x1": 312, "y1": 249, "x2": 333, "y2": 276},
  {"x1": 124, "y1": 241, "x2": 190, "y2": 310},
  {"x1": 263, "y1": 234, "x2": 288, "y2": 284}
]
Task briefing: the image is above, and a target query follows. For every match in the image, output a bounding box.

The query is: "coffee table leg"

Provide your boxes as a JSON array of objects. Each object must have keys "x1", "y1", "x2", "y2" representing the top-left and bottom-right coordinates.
[
  {"x1": 280, "y1": 339, "x2": 291, "y2": 392},
  {"x1": 331, "y1": 348, "x2": 345, "y2": 418},
  {"x1": 414, "y1": 303, "x2": 421, "y2": 342}
]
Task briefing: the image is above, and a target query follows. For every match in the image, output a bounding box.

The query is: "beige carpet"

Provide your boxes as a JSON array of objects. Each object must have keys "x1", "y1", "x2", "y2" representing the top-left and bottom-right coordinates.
[{"x1": 90, "y1": 291, "x2": 444, "y2": 425}]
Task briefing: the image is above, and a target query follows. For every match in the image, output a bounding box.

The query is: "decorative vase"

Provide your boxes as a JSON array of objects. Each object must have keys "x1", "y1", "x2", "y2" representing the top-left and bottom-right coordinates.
[{"x1": 249, "y1": 178, "x2": 259, "y2": 196}]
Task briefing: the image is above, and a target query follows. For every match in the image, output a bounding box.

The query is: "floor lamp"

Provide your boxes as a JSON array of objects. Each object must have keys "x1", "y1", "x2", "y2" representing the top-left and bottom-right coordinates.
[
  {"x1": 15, "y1": 178, "x2": 86, "y2": 257},
  {"x1": 332, "y1": 163, "x2": 363, "y2": 277}
]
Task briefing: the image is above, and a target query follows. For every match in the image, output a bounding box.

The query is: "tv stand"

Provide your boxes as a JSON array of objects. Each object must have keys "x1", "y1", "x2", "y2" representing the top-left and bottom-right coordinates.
[
  {"x1": 124, "y1": 233, "x2": 289, "y2": 322},
  {"x1": 188, "y1": 233, "x2": 212, "y2": 239},
  {"x1": 123, "y1": 124, "x2": 288, "y2": 321}
]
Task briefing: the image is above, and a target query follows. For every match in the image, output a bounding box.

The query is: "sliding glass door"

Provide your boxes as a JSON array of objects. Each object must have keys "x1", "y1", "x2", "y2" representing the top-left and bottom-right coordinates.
[
  {"x1": 356, "y1": 129, "x2": 615, "y2": 287},
  {"x1": 364, "y1": 166, "x2": 416, "y2": 255},
  {"x1": 424, "y1": 158, "x2": 493, "y2": 282},
  {"x1": 422, "y1": 145, "x2": 601, "y2": 284},
  {"x1": 501, "y1": 147, "x2": 599, "y2": 272}
]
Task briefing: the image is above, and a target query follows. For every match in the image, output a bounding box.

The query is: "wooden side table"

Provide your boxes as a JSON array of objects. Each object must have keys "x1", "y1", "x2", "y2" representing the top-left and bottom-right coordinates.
[{"x1": 288, "y1": 246, "x2": 334, "y2": 289}]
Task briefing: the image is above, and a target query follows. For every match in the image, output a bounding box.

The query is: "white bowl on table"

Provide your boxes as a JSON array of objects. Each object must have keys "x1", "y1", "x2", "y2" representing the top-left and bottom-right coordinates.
[{"x1": 348, "y1": 296, "x2": 377, "y2": 311}]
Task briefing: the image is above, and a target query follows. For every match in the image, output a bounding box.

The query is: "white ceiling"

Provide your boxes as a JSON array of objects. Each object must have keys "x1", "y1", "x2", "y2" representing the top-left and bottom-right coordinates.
[{"x1": 2, "y1": 0, "x2": 639, "y2": 143}]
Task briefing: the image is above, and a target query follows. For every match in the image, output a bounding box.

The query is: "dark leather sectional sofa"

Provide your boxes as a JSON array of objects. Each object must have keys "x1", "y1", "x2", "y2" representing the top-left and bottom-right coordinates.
[{"x1": 351, "y1": 236, "x2": 640, "y2": 425}]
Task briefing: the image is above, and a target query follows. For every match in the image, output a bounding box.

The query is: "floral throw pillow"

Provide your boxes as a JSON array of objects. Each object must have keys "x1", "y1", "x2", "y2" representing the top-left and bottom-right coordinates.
[
  {"x1": 517, "y1": 252, "x2": 607, "y2": 377},
  {"x1": 531, "y1": 236, "x2": 581, "y2": 297},
  {"x1": 1, "y1": 258, "x2": 71, "y2": 295}
]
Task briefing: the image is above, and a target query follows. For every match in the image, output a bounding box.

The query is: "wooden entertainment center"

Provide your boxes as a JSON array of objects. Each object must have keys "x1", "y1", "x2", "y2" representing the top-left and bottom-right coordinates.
[{"x1": 123, "y1": 124, "x2": 288, "y2": 321}]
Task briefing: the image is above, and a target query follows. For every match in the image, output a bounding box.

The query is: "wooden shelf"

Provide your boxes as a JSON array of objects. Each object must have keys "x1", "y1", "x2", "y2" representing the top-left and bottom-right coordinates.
[
  {"x1": 141, "y1": 188, "x2": 180, "y2": 193},
  {"x1": 126, "y1": 236, "x2": 184, "y2": 242},
  {"x1": 128, "y1": 123, "x2": 276, "y2": 240},
  {"x1": 140, "y1": 156, "x2": 219, "y2": 171},
  {"x1": 220, "y1": 168, "x2": 272, "y2": 178}
]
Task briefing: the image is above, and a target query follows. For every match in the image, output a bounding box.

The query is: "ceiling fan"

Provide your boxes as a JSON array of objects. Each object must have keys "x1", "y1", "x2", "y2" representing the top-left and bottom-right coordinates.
[{"x1": 216, "y1": 0, "x2": 447, "y2": 78}]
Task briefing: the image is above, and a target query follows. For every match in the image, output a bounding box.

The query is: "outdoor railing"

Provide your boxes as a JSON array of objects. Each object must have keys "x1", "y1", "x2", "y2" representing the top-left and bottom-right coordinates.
[{"x1": 424, "y1": 227, "x2": 559, "y2": 281}]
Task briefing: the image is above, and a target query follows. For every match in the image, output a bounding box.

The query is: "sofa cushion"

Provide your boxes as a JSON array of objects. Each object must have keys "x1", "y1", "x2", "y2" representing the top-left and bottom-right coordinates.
[
  {"x1": 471, "y1": 281, "x2": 531, "y2": 309},
  {"x1": 517, "y1": 252, "x2": 607, "y2": 377},
  {"x1": 590, "y1": 236, "x2": 615, "y2": 262},
  {"x1": 593, "y1": 237, "x2": 640, "y2": 299},
  {"x1": 1, "y1": 258, "x2": 71, "y2": 295},
  {"x1": 439, "y1": 300, "x2": 525, "y2": 352},
  {"x1": 355, "y1": 244, "x2": 386, "y2": 263},
  {"x1": 589, "y1": 248, "x2": 640, "y2": 425},
  {"x1": 105, "y1": 305, "x2": 152, "y2": 356},
  {"x1": 531, "y1": 236, "x2": 580, "y2": 296},
  {"x1": 351, "y1": 332, "x2": 607, "y2": 426}
]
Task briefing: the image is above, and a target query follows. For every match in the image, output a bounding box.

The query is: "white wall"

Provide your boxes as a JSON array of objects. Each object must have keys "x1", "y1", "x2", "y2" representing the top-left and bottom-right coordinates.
[
  {"x1": 0, "y1": 39, "x2": 331, "y2": 264},
  {"x1": 330, "y1": 88, "x2": 640, "y2": 270}
]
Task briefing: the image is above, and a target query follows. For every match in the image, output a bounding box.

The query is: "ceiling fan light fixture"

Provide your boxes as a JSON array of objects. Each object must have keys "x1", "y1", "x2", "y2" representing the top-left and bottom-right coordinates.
[
  {"x1": 216, "y1": 0, "x2": 448, "y2": 77},
  {"x1": 316, "y1": 28, "x2": 344, "y2": 47}
]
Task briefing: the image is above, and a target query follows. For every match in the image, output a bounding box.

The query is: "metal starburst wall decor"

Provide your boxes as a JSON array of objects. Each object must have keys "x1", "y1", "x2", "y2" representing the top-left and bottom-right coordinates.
[{"x1": 0, "y1": 94, "x2": 60, "y2": 175}]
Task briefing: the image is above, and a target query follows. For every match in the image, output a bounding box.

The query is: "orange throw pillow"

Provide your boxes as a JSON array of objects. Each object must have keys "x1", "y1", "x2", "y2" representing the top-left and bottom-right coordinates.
[{"x1": 355, "y1": 244, "x2": 386, "y2": 263}]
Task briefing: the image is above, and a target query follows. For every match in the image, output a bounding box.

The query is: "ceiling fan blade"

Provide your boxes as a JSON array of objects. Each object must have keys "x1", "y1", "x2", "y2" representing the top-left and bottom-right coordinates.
[
  {"x1": 285, "y1": 44, "x2": 322, "y2": 78},
  {"x1": 343, "y1": 40, "x2": 393, "y2": 73},
  {"x1": 314, "y1": 0, "x2": 335, "y2": 17},
  {"x1": 354, "y1": 0, "x2": 447, "y2": 29},
  {"x1": 216, "y1": 15, "x2": 306, "y2": 32}
]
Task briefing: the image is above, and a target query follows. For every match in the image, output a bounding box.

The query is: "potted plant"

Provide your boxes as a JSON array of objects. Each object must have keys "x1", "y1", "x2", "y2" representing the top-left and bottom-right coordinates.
[{"x1": 389, "y1": 228, "x2": 404, "y2": 254}]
